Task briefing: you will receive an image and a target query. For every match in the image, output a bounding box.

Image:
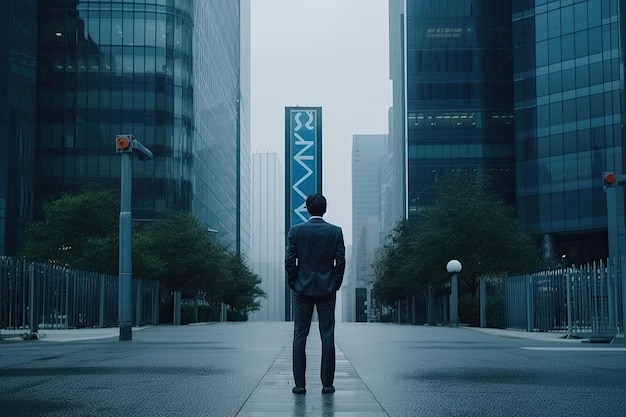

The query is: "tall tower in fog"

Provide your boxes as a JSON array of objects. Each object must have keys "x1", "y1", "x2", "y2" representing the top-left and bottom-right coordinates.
[{"x1": 249, "y1": 153, "x2": 285, "y2": 321}]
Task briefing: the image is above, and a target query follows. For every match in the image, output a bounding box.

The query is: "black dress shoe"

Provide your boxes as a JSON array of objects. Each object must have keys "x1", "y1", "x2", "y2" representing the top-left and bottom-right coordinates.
[
  {"x1": 322, "y1": 386, "x2": 335, "y2": 394},
  {"x1": 292, "y1": 387, "x2": 306, "y2": 394}
]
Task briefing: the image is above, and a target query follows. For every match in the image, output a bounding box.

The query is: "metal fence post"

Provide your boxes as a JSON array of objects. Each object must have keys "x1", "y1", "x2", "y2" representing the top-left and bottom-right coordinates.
[
  {"x1": 480, "y1": 278, "x2": 486, "y2": 328},
  {"x1": 99, "y1": 274, "x2": 106, "y2": 328},
  {"x1": 135, "y1": 279, "x2": 142, "y2": 326},
  {"x1": 0, "y1": 258, "x2": 3, "y2": 333},
  {"x1": 153, "y1": 281, "x2": 160, "y2": 325},
  {"x1": 64, "y1": 270, "x2": 70, "y2": 329},
  {"x1": 565, "y1": 270, "x2": 573, "y2": 338},
  {"x1": 621, "y1": 255, "x2": 626, "y2": 338},
  {"x1": 28, "y1": 263, "x2": 37, "y2": 332},
  {"x1": 173, "y1": 291, "x2": 181, "y2": 325},
  {"x1": 427, "y1": 288, "x2": 433, "y2": 325},
  {"x1": 526, "y1": 275, "x2": 534, "y2": 332}
]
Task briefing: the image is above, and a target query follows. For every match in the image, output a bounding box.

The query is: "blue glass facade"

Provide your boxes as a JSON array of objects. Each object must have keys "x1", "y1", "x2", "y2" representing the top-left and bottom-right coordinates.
[
  {"x1": 406, "y1": 0, "x2": 515, "y2": 216},
  {"x1": 32, "y1": 0, "x2": 249, "y2": 254},
  {"x1": 0, "y1": 1, "x2": 38, "y2": 255},
  {"x1": 239, "y1": 0, "x2": 252, "y2": 258},
  {"x1": 193, "y1": 0, "x2": 250, "y2": 254},
  {"x1": 513, "y1": 0, "x2": 622, "y2": 262},
  {"x1": 388, "y1": 0, "x2": 407, "y2": 230},
  {"x1": 36, "y1": 0, "x2": 194, "y2": 218}
]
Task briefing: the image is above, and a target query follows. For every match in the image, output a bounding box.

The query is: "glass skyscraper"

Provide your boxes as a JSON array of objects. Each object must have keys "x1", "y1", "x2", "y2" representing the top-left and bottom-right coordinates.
[
  {"x1": 392, "y1": 0, "x2": 625, "y2": 265},
  {"x1": 404, "y1": 1, "x2": 516, "y2": 217},
  {"x1": 32, "y1": 0, "x2": 249, "y2": 254},
  {"x1": 0, "y1": 0, "x2": 38, "y2": 256},
  {"x1": 249, "y1": 153, "x2": 285, "y2": 322},
  {"x1": 192, "y1": 0, "x2": 251, "y2": 254},
  {"x1": 351, "y1": 134, "x2": 387, "y2": 322},
  {"x1": 513, "y1": 0, "x2": 619, "y2": 263},
  {"x1": 386, "y1": 0, "x2": 407, "y2": 236},
  {"x1": 36, "y1": 0, "x2": 194, "y2": 216}
]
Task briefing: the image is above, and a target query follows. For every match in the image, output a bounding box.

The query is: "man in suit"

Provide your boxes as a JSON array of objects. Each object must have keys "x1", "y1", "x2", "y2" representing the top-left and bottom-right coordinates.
[{"x1": 285, "y1": 193, "x2": 346, "y2": 395}]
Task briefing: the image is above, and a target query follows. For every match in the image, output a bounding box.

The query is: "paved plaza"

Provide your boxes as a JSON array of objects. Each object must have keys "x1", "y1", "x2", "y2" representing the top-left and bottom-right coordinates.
[{"x1": 1, "y1": 322, "x2": 626, "y2": 416}]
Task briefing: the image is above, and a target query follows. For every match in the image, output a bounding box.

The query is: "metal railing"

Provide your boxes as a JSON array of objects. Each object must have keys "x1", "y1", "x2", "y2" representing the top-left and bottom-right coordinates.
[
  {"x1": 0, "y1": 257, "x2": 159, "y2": 330},
  {"x1": 503, "y1": 260, "x2": 624, "y2": 337}
]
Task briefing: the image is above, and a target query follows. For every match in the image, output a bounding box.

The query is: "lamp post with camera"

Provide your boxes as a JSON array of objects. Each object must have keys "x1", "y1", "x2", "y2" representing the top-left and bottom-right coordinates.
[{"x1": 116, "y1": 135, "x2": 153, "y2": 341}]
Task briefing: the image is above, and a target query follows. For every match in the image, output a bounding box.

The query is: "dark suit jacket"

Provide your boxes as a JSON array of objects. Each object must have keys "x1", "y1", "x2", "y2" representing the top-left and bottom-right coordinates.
[{"x1": 285, "y1": 217, "x2": 346, "y2": 296}]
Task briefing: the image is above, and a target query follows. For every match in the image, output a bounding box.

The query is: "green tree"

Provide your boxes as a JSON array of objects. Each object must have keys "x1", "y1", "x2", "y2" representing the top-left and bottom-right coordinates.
[
  {"x1": 21, "y1": 187, "x2": 164, "y2": 278},
  {"x1": 372, "y1": 171, "x2": 542, "y2": 304},
  {"x1": 136, "y1": 211, "x2": 228, "y2": 292},
  {"x1": 415, "y1": 171, "x2": 541, "y2": 296},
  {"x1": 21, "y1": 188, "x2": 265, "y2": 316},
  {"x1": 137, "y1": 212, "x2": 265, "y2": 317},
  {"x1": 219, "y1": 253, "x2": 266, "y2": 318},
  {"x1": 371, "y1": 221, "x2": 416, "y2": 304},
  {"x1": 21, "y1": 187, "x2": 120, "y2": 274}
]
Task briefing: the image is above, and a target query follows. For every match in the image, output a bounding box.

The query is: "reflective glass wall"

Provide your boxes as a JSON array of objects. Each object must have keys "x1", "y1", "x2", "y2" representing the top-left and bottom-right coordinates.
[
  {"x1": 192, "y1": 0, "x2": 246, "y2": 253},
  {"x1": 239, "y1": 0, "x2": 252, "y2": 258},
  {"x1": 0, "y1": 0, "x2": 37, "y2": 255},
  {"x1": 406, "y1": 0, "x2": 515, "y2": 217},
  {"x1": 387, "y1": 0, "x2": 407, "y2": 230},
  {"x1": 34, "y1": 0, "x2": 249, "y2": 255},
  {"x1": 513, "y1": 0, "x2": 623, "y2": 263},
  {"x1": 36, "y1": 0, "x2": 194, "y2": 220}
]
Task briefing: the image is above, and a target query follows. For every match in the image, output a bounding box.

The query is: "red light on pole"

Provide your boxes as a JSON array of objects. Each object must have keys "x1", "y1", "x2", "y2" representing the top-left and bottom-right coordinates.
[
  {"x1": 116, "y1": 136, "x2": 131, "y2": 151},
  {"x1": 604, "y1": 172, "x2": 617, "y2": 186}
]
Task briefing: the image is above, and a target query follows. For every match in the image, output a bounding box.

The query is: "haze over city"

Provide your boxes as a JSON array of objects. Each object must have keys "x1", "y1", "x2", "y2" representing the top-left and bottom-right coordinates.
[
  {"x1": 250, "y1": 0, "x2": 392, "y2": 245},
  {"x1": 1, "y1": 2, "x2": 626, "y2": 416}
]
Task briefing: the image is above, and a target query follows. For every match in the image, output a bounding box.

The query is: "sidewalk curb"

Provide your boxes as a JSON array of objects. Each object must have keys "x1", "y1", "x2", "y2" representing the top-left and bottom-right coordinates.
[
  {"x1": 467, "y1": 326, "x2": 590, "y2": 343},
  {"x1": 0, "y1": 326, "x2": 152, "y2": 343}
]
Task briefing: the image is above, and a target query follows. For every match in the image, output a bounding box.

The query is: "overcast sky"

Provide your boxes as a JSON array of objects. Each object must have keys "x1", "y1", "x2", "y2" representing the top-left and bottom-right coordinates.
[{"x1": 250, "y1": 0, "x2": 392, "y2": 245}]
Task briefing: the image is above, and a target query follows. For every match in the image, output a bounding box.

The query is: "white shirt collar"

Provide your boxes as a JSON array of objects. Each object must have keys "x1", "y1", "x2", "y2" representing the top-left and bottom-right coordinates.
[{"x1": 308, "y1": 216, "x2": 323, "y2": 220}]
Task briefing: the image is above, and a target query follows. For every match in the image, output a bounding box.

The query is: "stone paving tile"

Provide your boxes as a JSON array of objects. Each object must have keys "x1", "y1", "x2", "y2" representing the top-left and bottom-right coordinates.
[{"x1": 236, "y1": 342, "x2": 389, "y2": 417}]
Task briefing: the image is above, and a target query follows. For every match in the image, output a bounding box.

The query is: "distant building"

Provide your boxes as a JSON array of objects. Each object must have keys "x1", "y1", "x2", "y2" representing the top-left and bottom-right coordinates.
[
  {"x1": 249, "y1": 153, "x2": 285, "y2": 321},
  {"x1": 341, "y1": 244, "x2": 354, "y2": 322},
  {"x1": 387, "y1": 0, "x2": 407, "y2": 235},
  {"x1": 351, "y1": 134, "x2": 387, "y2": 322}
]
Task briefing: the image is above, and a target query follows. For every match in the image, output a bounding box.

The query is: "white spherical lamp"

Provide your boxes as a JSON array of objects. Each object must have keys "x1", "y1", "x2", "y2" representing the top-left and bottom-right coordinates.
[{"x1": 446, "y1": 259, "x2": 462, "y2": 273}]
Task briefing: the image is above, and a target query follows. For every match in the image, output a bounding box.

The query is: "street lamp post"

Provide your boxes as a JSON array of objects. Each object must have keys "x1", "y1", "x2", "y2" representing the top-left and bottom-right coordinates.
[
  {"x1": 116, "y1": 135, "x2": 153, "y2": 341},
  {"x1": 446, "y1": 260, "x2": 462, "y2": 327},
  {"x1": 602, "y1": 172, "x2": 626, "y2": 337}
]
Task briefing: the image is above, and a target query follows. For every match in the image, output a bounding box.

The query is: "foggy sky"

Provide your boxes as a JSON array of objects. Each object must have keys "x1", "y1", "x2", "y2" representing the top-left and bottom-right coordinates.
[{"x1": 250, "y1": 0, "x2": 392, "y2": 245}]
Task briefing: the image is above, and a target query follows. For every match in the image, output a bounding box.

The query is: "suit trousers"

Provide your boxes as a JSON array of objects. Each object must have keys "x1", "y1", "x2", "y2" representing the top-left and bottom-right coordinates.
[{"x1": 292, "y1": 291, "x2": 336, "y2": 388}]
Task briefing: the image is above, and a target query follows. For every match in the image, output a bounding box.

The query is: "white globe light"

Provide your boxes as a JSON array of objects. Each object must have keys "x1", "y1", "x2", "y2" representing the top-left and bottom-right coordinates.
[{"x1": 446, "y1": 259, "x2": 462, "y2": 273}]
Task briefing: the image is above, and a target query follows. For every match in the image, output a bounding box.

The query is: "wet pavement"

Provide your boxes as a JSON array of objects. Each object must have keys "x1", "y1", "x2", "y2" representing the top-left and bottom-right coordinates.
[
  {"x1": 236, "y1": 342, "x2": 386, "y2": 416},
  {"x1": 1, "y1": 322, "x2": 625, "y2": 416}
]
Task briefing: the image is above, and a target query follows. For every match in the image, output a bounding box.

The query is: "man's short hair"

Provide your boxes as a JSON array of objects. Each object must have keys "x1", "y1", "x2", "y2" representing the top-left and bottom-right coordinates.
[{"x1": 306, "y1": 193, "x2": 327, "y2": 216}]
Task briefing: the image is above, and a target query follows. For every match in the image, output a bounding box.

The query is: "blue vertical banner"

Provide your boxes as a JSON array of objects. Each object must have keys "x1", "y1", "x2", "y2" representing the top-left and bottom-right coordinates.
[
  {"x1": 285, "y1": 107, "x2": 322, "y2": 229},
  {"x1": 284, "y1": 107, "x2": 322, "y2": 321}
]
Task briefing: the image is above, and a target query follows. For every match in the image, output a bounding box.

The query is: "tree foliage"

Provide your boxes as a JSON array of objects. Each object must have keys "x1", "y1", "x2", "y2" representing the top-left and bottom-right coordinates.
[
  {"x1": 372, "y1": 171, "x2": 542, "y2": 304},
  {"x1": 134, "y1": 211, "x2": 228, "y2": 292},
  {"x1": 219, "y1": 254, "x2": 266, "y2": 314},
  {"x1": 134, "y1": 211, "x2": 266, "y2": 315},
  {"x1": 371, "y1": 220, "x2": 416, "y2": 302},
  {"x1": 21, "y1": 187, "x2": 120, "y2": 275},
  {"x1": 20, "y1": 189, "x2": 265, "y2": 316}
]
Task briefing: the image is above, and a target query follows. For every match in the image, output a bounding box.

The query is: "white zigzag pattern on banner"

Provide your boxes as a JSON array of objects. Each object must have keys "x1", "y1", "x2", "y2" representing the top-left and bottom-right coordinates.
[{"x1": 292, "y1": 111, "x2": 316, "y2": 223}]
